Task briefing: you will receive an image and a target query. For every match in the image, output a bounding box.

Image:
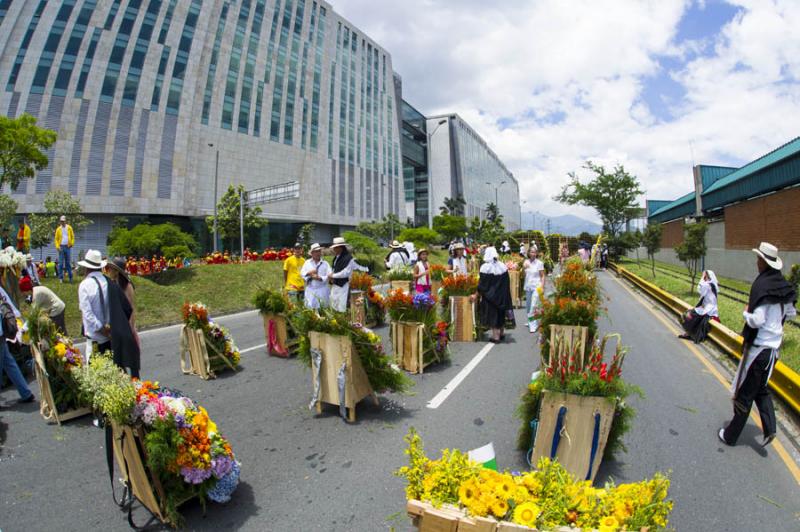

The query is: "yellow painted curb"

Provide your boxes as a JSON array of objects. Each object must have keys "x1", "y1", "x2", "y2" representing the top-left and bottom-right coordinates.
[{"x1": 610, "y1": 262, "x2": 800, "y2": 416}]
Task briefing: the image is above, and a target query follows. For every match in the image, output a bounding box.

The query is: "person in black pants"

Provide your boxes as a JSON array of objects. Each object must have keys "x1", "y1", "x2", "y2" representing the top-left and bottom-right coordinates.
[{"x1": 720, "y1": 243, "x2": 796, "y2": 447}]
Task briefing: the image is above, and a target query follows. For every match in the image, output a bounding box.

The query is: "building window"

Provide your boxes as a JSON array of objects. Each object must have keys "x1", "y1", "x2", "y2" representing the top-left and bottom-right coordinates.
[
  {"x1": 247, "y1": 181, "x2": 300, "y2": 203},
  {"x1": 222, "y1": 0, "x2": 251, "y2": 130},
  {"x1": 270, "y1": 0, "x2": 294, "y2": 141},
  {"x1": 75, "y1": 28, "x2": 102, "y2": 97},
  {"x1": 100, "y1": 0, "x2": 143, "y2": 103},
  {"x1": 238, "y1": 0, "x2": 267, "y2": 134},
  {"x1": 202, "y1": 2, "x2": 230, "y2": 125},
  {"x1": 53, "y1": 1, "x2": 96, "y2": 97},
  {"x1": 122, "y1": 0, "x2": 163, "y2": 107},
  {"x1": 157, "y1": 0, "x2": 177, "y2": 43},
  {"x1": 310, "y1": 6, "x2": 325, "y2": 151},
  {"x1": 165, "y1": 0, "x2": 201, "y2": 115},
  {"x1": 6, "y1": 0, "x2": 48, "y2": 91},
  {"x1": 282, "y1": 0, "x2": 305, "y2": 144},
  {"x1": 31, "y1": 1, "x2": 77, "y2": 94},
  {"x1": 104, "y1": 0, "x2": 122, "y2": 30},
  {"x1": 150, "y1": 46, "x2": 171, "y2": 110}
]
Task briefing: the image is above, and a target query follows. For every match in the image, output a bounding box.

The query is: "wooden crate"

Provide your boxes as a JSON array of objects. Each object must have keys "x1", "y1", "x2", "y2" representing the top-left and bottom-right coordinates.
[
  {"x1": 180, "y1": 326, "x2": 237, "y2": 379},
  {"x1": 349, "y1": 290, "x2": 367, "y2": 325},
  {"x1": 548, "y1": 325, "x2": 589, "y2": 365},
  {"x1": 531, "y1": 390, "x2": 616, "y2": 483},
  {"x1": 407, "y1": 499, "x2": 582, "y2": 531},
  {"x1": 391, "y1": 280, "x2": 412, "y2": 293},
  {"x1": 391, "y1": 321, "x2": 427, "y2": 374},
  {"x1": 431, "y1": 279, "x2": 442, "y2": 296},
  {"x1": 309, "y1": 331, "x2": 376, "y2": 422},
  {"x1": 450, "y1": 296, "x2": 476, "y2": 342},
  {"x1": 508, "y1": 270, "x2": 522, "y2": 308},
  {"x1": 262, "y1": 313, "x2": 289, "y2": 357},
  {"x1": 32, "y1": 345, "x2": 91, "y2": 425}
]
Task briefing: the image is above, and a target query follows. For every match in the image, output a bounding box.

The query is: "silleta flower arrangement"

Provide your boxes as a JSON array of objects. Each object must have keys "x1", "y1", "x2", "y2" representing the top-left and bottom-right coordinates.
[
  {"x1": 386, "y1": 266, "x2": 414, "y2": 281},
  {"x1": 76, "y1": 356, "x2": 239, "y2": 526},
  {"x1": 429, "y1": 264, "x2": 448, "y2": 282},
  {"x1": 182, "y1": 302, "x2": 241, "y2": 369},
  {"x1": 252, "y1": 286, "x2": 292, "y2": 315},
  {"x1": 397, "y1": 429, "x2": 672, "y2": 531},
  {"x1": 441, "y1": 274, "x2": 479, "y2": 298},
  {"x1": 385, "y1": 290, "x2": 450, "y2": 365},
  {"x1": 350, "y1": 271, "x2": 386, "y2": 326}
]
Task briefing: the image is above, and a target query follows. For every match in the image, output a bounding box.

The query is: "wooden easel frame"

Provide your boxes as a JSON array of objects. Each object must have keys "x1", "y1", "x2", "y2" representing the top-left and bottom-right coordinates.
[
  {"x1": 391, "y1": 321, "x2": 428, "y2": 374},
  {"x1": 180, "y1": 326, "x2": 238, "y2": 380},
  {"x1": 261, "y1": 313, "x2": 291, "y2": 356},
  {"x1": 32, "y1": 344, "x2": 90, "y2": 425},
  {"x1": 449, "y1": 295, "x2": 476, "y2": 342}
]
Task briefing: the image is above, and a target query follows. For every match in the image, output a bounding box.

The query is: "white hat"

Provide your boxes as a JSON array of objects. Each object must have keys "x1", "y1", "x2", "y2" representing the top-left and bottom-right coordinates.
[
  {"x1": 390, "y1": 240, "x2": 403, "y2": 248},
  {"x1": 309, "y1": 243, "x2": 322, "y2": 254},
  {"x1": 78, "y1": 249, "x2": 107, "y2": 270},
  {"x1": 753, "y1": 242, "x2": 783, "y2": 270},
  {"x1": 453, "y1": 242, "x2": 465, "y2": 250},
  {"x1": 330, "y1": 237, "x2": 347, "y2": 249},
  {"x1": 25, "y1": 254, "x2": 33, "y2": 261},
  {"x1": 59, "y1": 215, "x2": 67, "y2": 222}
]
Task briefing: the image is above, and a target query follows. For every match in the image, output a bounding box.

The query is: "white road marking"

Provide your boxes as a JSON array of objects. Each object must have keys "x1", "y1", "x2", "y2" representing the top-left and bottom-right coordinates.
[
  {"x1": 138, "y1": 309, "x2": 260, "y2": 337},
  {"x1": 239, "y1": 342, "x2": 267, "y2": 354},
  {"x1": 426, "y1": 343, "x2": 495, "y2": 409}
]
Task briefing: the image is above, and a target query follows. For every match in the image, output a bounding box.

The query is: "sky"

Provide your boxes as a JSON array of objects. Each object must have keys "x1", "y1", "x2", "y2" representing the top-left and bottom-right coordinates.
[{"x1": 332, "y1": 0, "x2": 800, "y2": 224}]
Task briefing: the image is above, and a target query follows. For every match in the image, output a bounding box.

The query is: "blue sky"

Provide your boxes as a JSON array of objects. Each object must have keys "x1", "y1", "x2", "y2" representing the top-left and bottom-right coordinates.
[{"x1": 335, "y1": 0, "x2": 800, "y2": 222}]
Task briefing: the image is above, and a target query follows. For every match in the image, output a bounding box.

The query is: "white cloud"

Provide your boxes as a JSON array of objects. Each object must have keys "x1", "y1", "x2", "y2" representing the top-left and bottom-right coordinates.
[{"x1": 333, "y1": 0, "x2": 800, "y2": 224}]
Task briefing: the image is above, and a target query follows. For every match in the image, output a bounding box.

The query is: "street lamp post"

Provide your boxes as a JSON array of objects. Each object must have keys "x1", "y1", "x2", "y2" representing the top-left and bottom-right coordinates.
[
  {"x1": 209, "y1": 143, "x2": 220, "y2": 252},
  {"x1": 485, "y1": 180, "x2": 506, "y2": 219},
  {"x1": 426, "y1": 119, "x2": 447, "y2": 227}
]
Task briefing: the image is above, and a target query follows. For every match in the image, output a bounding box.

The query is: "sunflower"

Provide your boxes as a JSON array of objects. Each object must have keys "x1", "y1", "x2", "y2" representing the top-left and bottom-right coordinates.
[
  {"x1": 490, "y1": 498, "x2": 509, "y2": 519},
  {"x1": 598, "y1": 515, "x2": 620, "y2": 532},
  {"x1": 493, "y1": 477, "x2": 515, "y2": 499},
  {"x1": 512, "y1": 501, "x2": 541, "y2": 528},
  {"x1": 465, "y1": 498, "x2": 489, "y2": 517},
  {"x1": 458, "y1": 479, "x2": 478, "y2": 505}
]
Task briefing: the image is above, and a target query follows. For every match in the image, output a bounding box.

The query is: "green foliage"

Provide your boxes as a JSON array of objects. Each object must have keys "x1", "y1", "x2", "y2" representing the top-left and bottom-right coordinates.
[
  {"x1": 397, "y1": 227, "x2": 441, "y2": 248},
  {"x1": 108, "y1": 222, "x2": 197, "y2": 258},
  {"x1": 440, "y1": 195, "x2": 466, "y2": 216},
  {"x1": 75, "y1": 355, "x2": 136, "y2": 425},
  {"x1": 641, "y1": 223, "x2": 663, "y2": 277},
  {"x1": 606, "y1": 231, "x2": 640, "y2": 260},
  {"x1": 252, "y1": 286, "x2": 290, "y2": 314},
  {"x1": 342, "y1": 230, "x2": 381, "y2": 255},
  {"x1": 0, "y1": 194, "x2": 18, "y2": 229},
  {"x1": 555, "y1": 161, "x2": 644, "y2": 237},
  {"x1": 468, "y1": 215, "x2": 505, "y2": 245},
  {"x1": 674, "y1": 221, "x2": 708, "y2": 287},
  {"x1": 28, "y1": 190, "x2": 92, "y2": 253},
  {"x1": 485, "y1": 202, "x2": 501, "y2": 224},
  {"x1": 206, "y1": 184, "x2": 268, "y2": 251},
  {"x1": 0, "y1": 113, "x2": 57, "y2": 191},
  {"x1": 788, "y1": 264, "x2": 800, "y2": 292},
  {"x1": 432, "y1": 214, "x2": 467, "y2": 242},
  {"x1": 299, "y1": 223, "x2": 315, "y2": 247},
  {"x1": 386, "y1": 266, "x2": 414, "y2": 281},
  {"x1": 355, "y1": 213, "x2": 407, "y2": 242}
]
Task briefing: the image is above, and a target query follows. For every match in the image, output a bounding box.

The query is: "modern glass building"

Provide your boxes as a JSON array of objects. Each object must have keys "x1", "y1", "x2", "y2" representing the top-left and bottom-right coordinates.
[
  {"x1": 0, "y1": 0, "x2": 403, "y2": 252},
  {"x1": 400, "y1": 99, "x2": 428, "y2": 227},
  {"x1": 426, "y1": 114, "x2": 520, "y2": 230}
]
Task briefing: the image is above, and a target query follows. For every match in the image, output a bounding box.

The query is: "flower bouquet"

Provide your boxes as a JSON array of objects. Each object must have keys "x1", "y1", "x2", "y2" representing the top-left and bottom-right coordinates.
[
  {"x1": 398, "y1": 429, "x2": 672, "y2": 531},
  {"x1": 442, "y1": 275, "x2": 479, "y2": 342},
  {"x1": 181, "y1": 302, "x2": 240, "y2": 378},
  {"x1": 76, "y1": 356, "x2": 239, "y2": 527},
  {"x1": 385, "y1": 290, "x2": 449, "y2": 373},
  {"x1": 350, "y1": 272, "x2": 386, "y2": 326},
  {"x1": 441, "y1": 274, "x2": 478, "y2": 298}
]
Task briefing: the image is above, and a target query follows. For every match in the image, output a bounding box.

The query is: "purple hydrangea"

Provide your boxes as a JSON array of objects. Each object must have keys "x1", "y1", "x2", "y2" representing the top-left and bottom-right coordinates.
[
  {"x1": 211, "y1": 455, "x2": 234, "y2": 479},
  {"x1": 207, "y1": 461, "x2": 240, "y2": 503},
  {"x1": 412, "y1": 293, "x2": 435, "y2": 310},
  {"x1": 180, "y1": 466, "x2": 213, "y2": 485}
]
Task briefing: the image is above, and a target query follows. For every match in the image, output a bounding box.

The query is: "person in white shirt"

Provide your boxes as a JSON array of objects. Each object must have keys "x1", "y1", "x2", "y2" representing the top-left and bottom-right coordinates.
[
  {"x1": 20, "y1": 275, "x2": 67, "y2": 335},
  {"x1": 300, "y1": 243, "x2": 331, "y2": 309},
  {"x1": 404, "y1": 241, "x2": 417, "y2": 266},
  {"x1": 328, "y1": 237, "x2": 368, "y2": 312},
  {"x1": 447, "y1": 243, "x2": 468, "y2": 276},
  {"x1": 523, "y1": 247, "x2": 546, "y2": 333},
  {"x1": 678, "y1": 270, "x2": 719, "y2": 343},
  {"x1": 720, "y1": 243, "x2": 797, "y2": 447},
  {"x1": 501, "y1": 240, "x2": 511, "y2": 254},
  {"x1": 77, "y1": 250, "x2": 111, "y2": 356},
  {"x1": 385, "y1": 240, "x2": 410, "y2": 270}
]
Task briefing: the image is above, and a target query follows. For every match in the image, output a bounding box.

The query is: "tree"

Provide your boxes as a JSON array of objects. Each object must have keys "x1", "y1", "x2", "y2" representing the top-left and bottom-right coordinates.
[
  {"x1": 432, "y1": 214, "x2": 467, "y2": 242},
  {"x1": 0, "y1": 194, "x2": 18, "y2": 229},
  {"x1": 355, "y1": 214, "x2": 407, "y2": 243},
  {"x1": 397, "y1": 227, "x2": 441, "y2": 249},
  {"x1": 0, "y1": 113, "x2": 57, "y2": 191},
  {"x1": 555, "y1": 161, "x2": 644, "y2": 238},
  {"x1": 342, "y1": 230, "x2": 381, "y2": 255},
  {"x1": 641, "y1": 223, "x2": 663, "y2": 278},
  {"x1": 108, "y1": 222, "x2": 197, "y2": 258},
  {"x1": 298, "y1": 223, "x2": 315, "y2": 248},
  {"x1": 606, "y1": 231, "x2": 639, "y2": 260},
  {"x1": 440, "y1": 195, "x2": 466, "y2": 216},
  {"x1": 28, "y1": 190, "x2": 92, "y2": 258},
  {"x1": 675, "y1": 221, "x2": 708, "y2": 288},
  {"x1": 206, "y1": 184, "x2": 267, "y2": 252},
  {"x1": 485, "y1": 202, "x2": 502, "y2": 224}
]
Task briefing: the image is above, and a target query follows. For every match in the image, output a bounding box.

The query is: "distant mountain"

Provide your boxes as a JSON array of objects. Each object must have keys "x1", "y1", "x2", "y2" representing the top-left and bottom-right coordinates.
[{"x1": 524, "y1": 212, "x2": 602, "y2": 236}]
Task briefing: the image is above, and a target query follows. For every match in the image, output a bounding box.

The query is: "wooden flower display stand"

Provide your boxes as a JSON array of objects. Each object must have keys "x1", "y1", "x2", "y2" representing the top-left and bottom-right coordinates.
[
  {"x1": 180, "y1": 326, "x2": 237, "y2": 380},
  {"x1": 391, "y1": 321, "x2": 427, "y2": 374},
  {"x1": 309, "y1": 331, "x2": 377, "y2": 422},
  {"x1": 349, "y1": 290, "x2": 367, "y2": 325},
  {"x1": 391, "y1": 280, "x2": 413, "y2": 293},
  {"x1": 431, "y1": 280, "x2": 442, "y2": 296},
  {"x1": 31, "y1": 345, "x2": 90, "y2": 425},
  {"x1": 508, "y1": 270, "x2": 522, "y2": 308},
  {"x1": 449, "y1": 296, "x2": 476, "y2": 342},
  {"x1": 262, "y1": 313, "x2": 290, "y2": 357},
  {"x1": 548, "y1": 325, "x2": 588, "y2": 361}
]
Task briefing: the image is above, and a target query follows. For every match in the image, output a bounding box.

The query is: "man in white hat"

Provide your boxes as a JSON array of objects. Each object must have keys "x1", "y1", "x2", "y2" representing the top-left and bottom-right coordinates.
[
  {"x1": 327, "y1": 237, "x2": 368, "y2": 312},
  {"x1": 720, "y1": 242, "x2": 797, "y2": 447},
  {"x1": 300, "y1": 243, "x2": 331, "y2": 309},
  {"x1": 385, "y1": 240, "x2": 410, "y2": 270},
  {"x1": 77, "y1": 249, "x2": 111, "y2": 355},
  {"x1": 54, "y1": 215, "x2": 75, "y2": 283},
  {"x1": 25, "y1": 253, "x2": 41, "y2": 286}
]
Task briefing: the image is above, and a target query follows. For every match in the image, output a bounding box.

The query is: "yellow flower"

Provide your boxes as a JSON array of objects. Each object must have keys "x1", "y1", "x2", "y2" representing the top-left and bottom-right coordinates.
[
  {"x1": 493, "y1": 477, "x2": 515, "y2": 499},
  {"x1": 512, "y1": 501, "x2": 540, "y2": 527},
  {"x1": 598, "y1": 515, "x2": 620, "y2": 532},
  {"x1": 490, "y1": 498, "x2": 509, "y2": 518},
  {"x1": 465, "y1": 498, "x2": 488, "y2": 517},
  {"x1": 54, "y1": 343, "x2": 67, "y2": 357},
  {"x1": 458, "y1": 479, "x2": 478, "y2": 505}
]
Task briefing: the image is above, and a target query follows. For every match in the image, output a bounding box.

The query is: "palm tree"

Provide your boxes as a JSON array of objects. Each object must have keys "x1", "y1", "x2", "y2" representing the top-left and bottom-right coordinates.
[{"x1": 440, "y1": 195, "x2": 466, "y2": 216}]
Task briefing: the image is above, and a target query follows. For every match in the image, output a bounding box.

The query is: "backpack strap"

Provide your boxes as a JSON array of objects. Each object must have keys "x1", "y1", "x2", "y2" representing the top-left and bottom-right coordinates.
[{"x1": 92, "y1": 276, "x2": 109, "y2": 326}]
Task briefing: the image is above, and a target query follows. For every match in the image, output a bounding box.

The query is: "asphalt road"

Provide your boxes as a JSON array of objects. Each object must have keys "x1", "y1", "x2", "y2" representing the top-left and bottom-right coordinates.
[{"x1": 1, "y1": 271, "x2": 799, "y2": 531}]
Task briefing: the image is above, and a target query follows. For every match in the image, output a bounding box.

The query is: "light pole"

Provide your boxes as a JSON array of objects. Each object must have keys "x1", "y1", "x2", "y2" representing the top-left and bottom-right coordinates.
[
  {"x1": 485, "y1": 180, "x2": 506, "y2": 219},
  {"x1": 426, "y1": 118, "x2": 447, "y2": 227},
  {"x1": 208, "y1": 143, "x2": 219, "y2": 252}
]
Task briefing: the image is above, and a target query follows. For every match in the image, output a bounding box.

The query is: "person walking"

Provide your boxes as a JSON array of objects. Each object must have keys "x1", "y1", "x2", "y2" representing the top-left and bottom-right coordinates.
[
  {"x1": 447, "y1": 243, "x2": 468, "y2": 276},
  {"x1": 385, "y1": 240, "x2": 410, "y2": 270},
  {"x1": 283, "y1": 243, "x2": 306, "y2": 303},
  {"x1": 105, "y1": 257, "x2": 140, "y2": 378},
  {"x1": 54, "y1": 216, "x2": 75, "y2": 283},
  {"x1": 472, "y1": 246, "x2": 512, "y2": 343},
  {"x1": 720, "y1": 243, "x2": 797, "y2": 447},
  {"x1": 523, "y1": 247, "x2": 546, "y2": 334},
  {"x1": 328, "y1": 237, "x2": 367, "y2": 312},
  {"x1": 300, "y1": 243, "x2": 331, "y2": 309},
  {"x1": 16, "y1": 216, "x2": 30, "y2": 253},
  {"x1": 0, "y1": 284, "x2": 34, "y2": 405},
  {"x1": 679, "y1": 270, "x2": 719, "y2": 343},
  {"x1": 413, "y1": 249, "x2": 432, "y2": 294},
  {"x1": 19, "y1": 274, "x2": 67, "y2": 335},
  {"x1": 77, "y1": 250, "x2": 111, "y2": 356}
]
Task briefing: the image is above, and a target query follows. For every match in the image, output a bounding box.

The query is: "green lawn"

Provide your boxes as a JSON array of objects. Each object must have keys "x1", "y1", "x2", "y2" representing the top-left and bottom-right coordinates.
[{"x1": 618, "y1": 257, "x2": 800, "y2": 373}]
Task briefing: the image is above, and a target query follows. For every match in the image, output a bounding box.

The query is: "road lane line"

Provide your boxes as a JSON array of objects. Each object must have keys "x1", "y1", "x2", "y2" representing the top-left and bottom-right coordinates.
[
  {"x1": 240, "y1": 343, "x2": 267, "y2": 354},
  {"x1": 426, "y1": 343, "x2": 495, "y2": 409},
  {"x1": 138, "y1": 309, "x2": 260, "y2": 337},
  {"x1": 609, "y1": 273, "x2": 800, "y2": 485}
]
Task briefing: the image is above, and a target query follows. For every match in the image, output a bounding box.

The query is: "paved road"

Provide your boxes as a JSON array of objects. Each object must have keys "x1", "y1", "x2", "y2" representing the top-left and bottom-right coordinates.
[{"x1": 1, "y1": 271, "x2": 799, "y2": 531}]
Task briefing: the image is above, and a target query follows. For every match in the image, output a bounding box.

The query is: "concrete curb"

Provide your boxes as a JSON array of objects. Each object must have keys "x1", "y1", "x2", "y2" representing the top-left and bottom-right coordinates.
[{"x1": 610, "y1": 262, "x2": 800, "y2": 416}]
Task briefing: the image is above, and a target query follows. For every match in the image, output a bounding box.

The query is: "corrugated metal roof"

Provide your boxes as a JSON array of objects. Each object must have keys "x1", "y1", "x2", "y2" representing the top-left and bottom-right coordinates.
[
  {"x1": 648, "y1": 191, "x2": 696, "y2": 223},
  {"x1": 698, "y1": 165, "x2": 736, "y2": 191},
  {"x1": 702, "y1": 137, "x2": 800, "y2": 209},
  {"x1": 646, "y1": 199, "x2": 671, "y2": 216}
]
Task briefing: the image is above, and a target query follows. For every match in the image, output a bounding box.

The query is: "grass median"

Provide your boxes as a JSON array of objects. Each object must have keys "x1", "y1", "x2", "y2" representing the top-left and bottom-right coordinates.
[{"x1": 617, "y1": 257, "x2": 799, "y2": 373}]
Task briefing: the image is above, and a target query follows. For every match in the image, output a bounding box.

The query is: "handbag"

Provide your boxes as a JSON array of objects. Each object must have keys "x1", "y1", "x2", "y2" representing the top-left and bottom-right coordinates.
[{"x1": 0, "y1": 296, "x2": 18, "y2": 340}]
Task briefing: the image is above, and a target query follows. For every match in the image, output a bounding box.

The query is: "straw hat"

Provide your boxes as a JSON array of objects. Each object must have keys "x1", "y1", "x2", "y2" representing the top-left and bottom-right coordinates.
[
  {"x1": 453, "y1": 242, "x2": 465, "y2": 250},
  {"x1": 418, "y1": 248, "x2": 429, "y2": 256},
  {"x1": 753, "y1": 242, "x2": 783, "y2": 270},
  {"x1": 309, "y1": 243, "x2": 322, "y2": 254},
  {"x1": 78, "y1": 249, "x2": 107, "y2": 270},
  {"x1": 331, "y1": 237, "x2": 347, "y2": 249},
  {"x1": 390, "y1": 240, "x2": 403, "y2": 249}
]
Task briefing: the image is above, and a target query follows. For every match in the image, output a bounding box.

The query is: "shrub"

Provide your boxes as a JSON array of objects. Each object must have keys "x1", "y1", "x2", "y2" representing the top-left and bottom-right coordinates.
[{"x1": 108, "y1": 222, "x2": 196, "y2": 258}]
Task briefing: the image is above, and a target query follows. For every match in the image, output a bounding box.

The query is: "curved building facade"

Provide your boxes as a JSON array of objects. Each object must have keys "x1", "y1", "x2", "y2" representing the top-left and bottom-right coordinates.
[{"x1": 0, "y1": 0, "x2": 403, "y2": 248}]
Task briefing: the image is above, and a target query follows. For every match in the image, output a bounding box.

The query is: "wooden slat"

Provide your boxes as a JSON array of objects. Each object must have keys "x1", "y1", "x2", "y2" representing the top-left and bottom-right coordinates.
[
  {"x1": 262, "y1": 313, "x2": 289, "y2": 355},
  {"x1": 450, "y1": 296, "x2": 475, "y2": 342}
]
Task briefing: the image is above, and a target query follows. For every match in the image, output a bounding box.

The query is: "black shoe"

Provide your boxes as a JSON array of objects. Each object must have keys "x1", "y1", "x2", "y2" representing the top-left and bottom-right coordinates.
[
  {"x1": 18, "y1": 394, "x2": 35, "y2": 404},
  {"x1": 718, "y1": 428, "x2": 733, "y2": 446},
  {"x1": 762, "y1": 433, "x2": 776, "y2": 447}
]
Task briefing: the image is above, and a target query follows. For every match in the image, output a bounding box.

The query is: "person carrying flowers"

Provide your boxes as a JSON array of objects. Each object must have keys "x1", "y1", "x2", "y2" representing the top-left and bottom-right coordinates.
[
  {"x1": 413, "y1": 249, "x2": 432, "y2": 294},
  {"x1": 523, "y1": 246, "x2": 546, "y2": 334},
  {"x1": 472, "y1": 246, "x2": 512, "y2": 343}
]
